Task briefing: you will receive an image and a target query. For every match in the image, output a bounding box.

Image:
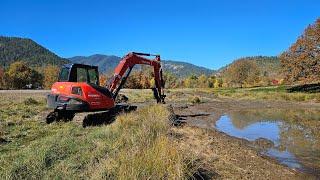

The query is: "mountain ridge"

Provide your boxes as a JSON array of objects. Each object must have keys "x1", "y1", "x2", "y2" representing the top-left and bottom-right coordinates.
[
  {"x1": 68, "y1": 54, "x2": 216, "y2": 78},
  {"x1": 0, "y1": 36, "x2": 69, "y2": 67}
]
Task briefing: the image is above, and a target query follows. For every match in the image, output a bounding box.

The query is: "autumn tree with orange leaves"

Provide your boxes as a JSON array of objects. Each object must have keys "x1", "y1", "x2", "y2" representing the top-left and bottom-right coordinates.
[
  {"x1": 223, "y1": 59, "x2": 260, "y2": 87},
  {"x1": 280, "y1": 18, "x2": 320, "y2": 84},
  {"x1": 43, "y1": 65, "x2": 59, "y2": 89}
]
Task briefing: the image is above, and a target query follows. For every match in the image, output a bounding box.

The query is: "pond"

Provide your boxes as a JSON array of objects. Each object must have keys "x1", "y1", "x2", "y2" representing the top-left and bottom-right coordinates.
[{"x1": 214, "y1": 108, "x2": 320, "y2": 176}]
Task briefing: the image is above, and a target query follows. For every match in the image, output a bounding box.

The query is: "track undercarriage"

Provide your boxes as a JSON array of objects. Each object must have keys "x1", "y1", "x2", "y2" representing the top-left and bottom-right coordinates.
[{"x1": 45, "y1": 104, "x2": 137, "y2": 126}]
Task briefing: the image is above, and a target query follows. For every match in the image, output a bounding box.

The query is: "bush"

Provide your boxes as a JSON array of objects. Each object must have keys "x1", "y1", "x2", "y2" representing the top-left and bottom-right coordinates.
[
  {"x1": 190, "y1": 96, "x2": 201, "y2": 104},
  {"x1": 23, "y1": 98, "x2": 39, "y2": 105}
]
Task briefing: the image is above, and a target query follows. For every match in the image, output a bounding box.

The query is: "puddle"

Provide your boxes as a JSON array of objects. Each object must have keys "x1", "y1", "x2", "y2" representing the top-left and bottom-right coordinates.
[{"x1": 214, "y1": 109, "x2": 320, "y2": 176}]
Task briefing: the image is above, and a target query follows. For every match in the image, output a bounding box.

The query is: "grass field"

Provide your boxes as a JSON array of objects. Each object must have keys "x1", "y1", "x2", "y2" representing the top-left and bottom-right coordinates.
[{"x1": 0, "y1": 92, "x2": 196, "y2": 179}]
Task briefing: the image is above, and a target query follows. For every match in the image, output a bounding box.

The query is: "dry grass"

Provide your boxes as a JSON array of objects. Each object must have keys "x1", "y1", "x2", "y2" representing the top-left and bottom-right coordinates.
[{"x1": 87, "y1": 105, "x2": 188, "y2": 179}]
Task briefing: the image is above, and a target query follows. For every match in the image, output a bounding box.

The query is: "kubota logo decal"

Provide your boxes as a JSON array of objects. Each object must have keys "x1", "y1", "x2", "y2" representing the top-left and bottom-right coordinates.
[
  {"x1": 88, "y1": 93, "x2": 101, "y2": 98},
  {"x1": 91, "y1": 102, "x2": 101, "y2": 105}
]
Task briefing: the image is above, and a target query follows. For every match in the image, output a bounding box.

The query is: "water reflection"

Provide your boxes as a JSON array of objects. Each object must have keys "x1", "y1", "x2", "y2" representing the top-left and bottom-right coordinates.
[
  {"x1": 216, "y1": 115, "x2": 281, "y2": 144},
  {"x1": 214, "y1": 109, "x2": 320, "y2": 175}
]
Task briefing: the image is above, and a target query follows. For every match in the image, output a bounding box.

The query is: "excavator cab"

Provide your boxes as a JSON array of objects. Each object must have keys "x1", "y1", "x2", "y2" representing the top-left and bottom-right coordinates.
[{"x1": 58, "y1": 64, "x2": 99, "y2": 85}]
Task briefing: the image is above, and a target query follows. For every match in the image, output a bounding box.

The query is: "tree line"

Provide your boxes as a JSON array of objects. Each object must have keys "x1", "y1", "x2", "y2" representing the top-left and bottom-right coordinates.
[
  {"x1": 0, "y1": 61, "x2": 59, "y2": 89},
  {"x1": 0, "y1": 62, "x2": 223, "y2": 89}
]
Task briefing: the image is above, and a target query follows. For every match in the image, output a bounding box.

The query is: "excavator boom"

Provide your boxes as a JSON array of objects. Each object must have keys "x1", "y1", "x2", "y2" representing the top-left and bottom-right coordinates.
[{"x1": 107, "y1": 52, "x2": 166, "y2": 103}]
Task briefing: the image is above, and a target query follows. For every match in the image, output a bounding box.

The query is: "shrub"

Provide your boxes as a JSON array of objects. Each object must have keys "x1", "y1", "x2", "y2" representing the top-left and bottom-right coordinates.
[
  {"x1": 23, "y1": 98, "x2": 39, "y2": 105},
  {"x1": 190, "y1": 96, "x2": 201, "y2": 104}
]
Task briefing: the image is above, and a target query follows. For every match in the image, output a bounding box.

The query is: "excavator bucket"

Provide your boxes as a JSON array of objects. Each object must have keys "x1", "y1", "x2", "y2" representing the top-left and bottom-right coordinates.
[{"x1": 152, "y1": 87, "x2": 166, "y2": 103}]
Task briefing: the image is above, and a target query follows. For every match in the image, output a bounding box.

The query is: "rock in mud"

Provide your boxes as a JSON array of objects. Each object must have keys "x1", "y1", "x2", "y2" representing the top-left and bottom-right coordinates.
[
  {"x1": 175, "y1": 104, "x2": 189, "y2": 109},
  {"x1": 253, "y1": 137, "x2": 275, "y2": 149}
]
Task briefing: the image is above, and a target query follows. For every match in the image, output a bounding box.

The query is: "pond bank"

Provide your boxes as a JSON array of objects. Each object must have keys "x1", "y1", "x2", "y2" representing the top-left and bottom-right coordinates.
[{"x1": 171, "y1": 98, "x2": 320, "y2": 179}]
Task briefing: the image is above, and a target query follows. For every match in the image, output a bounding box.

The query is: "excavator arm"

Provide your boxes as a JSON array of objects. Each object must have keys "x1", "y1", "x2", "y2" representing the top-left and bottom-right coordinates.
[{"x1": 107, "y1": 52, "x2": 166, "y2": 103}]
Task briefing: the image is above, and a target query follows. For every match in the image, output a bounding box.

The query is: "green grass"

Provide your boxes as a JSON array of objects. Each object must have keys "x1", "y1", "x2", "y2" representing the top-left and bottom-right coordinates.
[
  {"x1": 248, "y1": 86, "x2": 287, "y2": 92},
  {"x1": 119, "y1": 89, "x2": 155, "y2": 103},
  {"x1": 0, "y1": 93, "x2": 194, "y2": 179},
  {"x1": 165, "y1": 86, "x2": 320, "y2": 103},
  {"x1": 216, "y1": 87, "x2": 320, "y2": 102}
]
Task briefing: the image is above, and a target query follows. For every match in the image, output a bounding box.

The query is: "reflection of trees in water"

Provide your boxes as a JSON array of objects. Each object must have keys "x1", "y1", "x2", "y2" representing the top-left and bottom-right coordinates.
[
  {"x1": 229, "y1": 109, "x2": 320, "y2": 136},
  {"x1": 279, "y1": 123, "x2": 320, "y2": 169},
  {"x1": 228, "y1": 108, "x2": 320, "y2": 169},
  {"x1": 229, "y1": 110, "x2": 279, "y2": 129}
]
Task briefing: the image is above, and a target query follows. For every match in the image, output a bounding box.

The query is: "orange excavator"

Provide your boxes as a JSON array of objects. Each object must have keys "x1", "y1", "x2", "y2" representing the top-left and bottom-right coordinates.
[{"x1": 46, "y1": 52, "x2": 166, "y2": 123}]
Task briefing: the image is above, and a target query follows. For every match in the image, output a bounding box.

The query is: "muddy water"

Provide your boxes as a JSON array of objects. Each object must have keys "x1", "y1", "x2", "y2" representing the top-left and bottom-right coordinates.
[{"x1": 214, "y1": 108, "x2": 320, "y2": 176}]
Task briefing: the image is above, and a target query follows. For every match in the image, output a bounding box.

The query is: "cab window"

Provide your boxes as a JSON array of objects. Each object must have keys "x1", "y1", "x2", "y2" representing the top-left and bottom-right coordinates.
[
  {"x1": 59, "y1": 67, "x2": 69, "y2": 81},
  {"x1": 88, "y1": 69, "x2": 98, "y2": 85},
  {"x1": 77, "y1": 68, "x2": 87, "y2": 82}
]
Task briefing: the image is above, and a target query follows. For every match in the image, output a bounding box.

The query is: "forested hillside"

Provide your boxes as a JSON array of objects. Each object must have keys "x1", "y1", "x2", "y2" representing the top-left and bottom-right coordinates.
[
  {"x1": 0, "y1": 36, "x2": 69, "y2": 67},
  {"x1": 218, "y1": 56, "x2": 280, "y2": 77},
  {"x1": 218, "y1": 56, "x2": 281, "y2": 87}
]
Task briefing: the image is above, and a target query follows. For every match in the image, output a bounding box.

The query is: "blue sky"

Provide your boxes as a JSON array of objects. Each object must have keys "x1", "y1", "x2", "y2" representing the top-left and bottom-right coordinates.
[{"x1": 0, "y1": 0, "x2": 319, "y2": 69}]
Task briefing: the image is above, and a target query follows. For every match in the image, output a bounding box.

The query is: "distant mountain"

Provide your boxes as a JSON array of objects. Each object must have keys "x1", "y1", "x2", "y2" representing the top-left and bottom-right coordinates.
[
  {"x1": 68, "y1": 54, "x2": 215, "y2": 78},
  {"x1": 162, "y1": 60, "x2": 215, "y2": 77},
  {"x1": 0, "y1": 36, "x2": 69, "y2": 67},
  {"x1": 217, "y1": 56, "x2": 281, "y2": 77},
  {"x1": 68, "y1": 54, "x2": 121, "y2": 73}
]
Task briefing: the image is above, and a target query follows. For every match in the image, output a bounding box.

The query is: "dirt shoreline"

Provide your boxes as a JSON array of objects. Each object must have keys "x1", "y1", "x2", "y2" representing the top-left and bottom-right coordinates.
[
  {"x1": 173, "y1": 126, "x2": 311, "y2": 179},
  {"x1": 170, "y1": 98, "x2": 320, "y2": 179}
]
